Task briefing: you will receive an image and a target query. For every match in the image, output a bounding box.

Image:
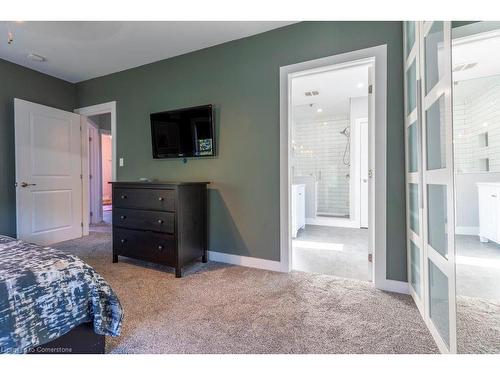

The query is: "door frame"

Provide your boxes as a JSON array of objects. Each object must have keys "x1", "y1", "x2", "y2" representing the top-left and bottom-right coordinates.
[
  {"x1": 74, "y1": 101, "x2": 117, "y2": 227},
  {"x1": 100, "y1": 129, "x2": 112, "y2": 209},
  {"x1": 87, "y1": 119, "x2": 103, "y2": 224},
  {"x1": 279, "y1": 45, "x2": 405, "y2": 293}
]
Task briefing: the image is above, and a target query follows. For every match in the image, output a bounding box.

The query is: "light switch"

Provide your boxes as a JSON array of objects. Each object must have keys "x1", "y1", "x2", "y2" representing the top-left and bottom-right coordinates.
[{"x1": 119, "y1": 157, "x2": 124, "y2": 167}]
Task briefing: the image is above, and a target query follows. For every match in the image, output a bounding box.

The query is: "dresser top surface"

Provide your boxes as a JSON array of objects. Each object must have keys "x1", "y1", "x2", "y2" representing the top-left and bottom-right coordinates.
[{"x1": 111, "y1": 181, "x2": 209, "y2": 186}]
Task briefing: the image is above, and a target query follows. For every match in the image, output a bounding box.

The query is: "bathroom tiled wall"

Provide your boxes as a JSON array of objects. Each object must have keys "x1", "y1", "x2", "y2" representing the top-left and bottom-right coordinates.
[
  {"x1": 453, "y1": 75, "x2": 500, "y2": 173},
  {"x1": 292, "y1": 115, "x2": 350, "y2": 216}
]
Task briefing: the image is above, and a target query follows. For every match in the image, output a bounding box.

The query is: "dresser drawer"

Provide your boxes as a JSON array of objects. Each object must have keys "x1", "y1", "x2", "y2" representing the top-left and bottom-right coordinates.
[
  {"x1": 113, "y1": 208, "x2": 175, "y2": 234},
  {"x1": 113, "y1": 188, "x2": 175, "y2": 212},
  {"x1": 113, "y1": 228, "x2": 175, "y2": 264}
]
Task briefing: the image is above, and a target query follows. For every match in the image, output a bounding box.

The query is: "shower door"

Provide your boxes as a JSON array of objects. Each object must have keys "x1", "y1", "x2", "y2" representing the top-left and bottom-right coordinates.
[{"x1": 404, "y1": 21, "x2": 457, "y2": 353}]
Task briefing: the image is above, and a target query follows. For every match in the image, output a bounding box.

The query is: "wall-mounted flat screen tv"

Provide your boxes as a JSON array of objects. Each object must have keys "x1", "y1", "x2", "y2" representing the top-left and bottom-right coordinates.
[{"x1": 150, "y1": 104, "x2": 215, "y2": 158}]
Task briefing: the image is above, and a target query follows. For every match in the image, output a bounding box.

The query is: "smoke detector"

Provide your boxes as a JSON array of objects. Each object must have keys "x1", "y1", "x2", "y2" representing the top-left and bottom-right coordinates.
[{"x1": 27, "y1": 53, "x2": 46, "y2": 62}]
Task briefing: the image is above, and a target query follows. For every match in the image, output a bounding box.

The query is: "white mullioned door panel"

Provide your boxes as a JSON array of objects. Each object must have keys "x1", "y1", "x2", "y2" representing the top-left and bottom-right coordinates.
[
  {"x1": 404, "y1": 21, "x2": 426, "y2": 316},
  {"x1": 15, "y1": 99, "x2": 84, "y2": 245},
  {"x1": 419, "y1": 21, "x2": 457, "y2": 354}
]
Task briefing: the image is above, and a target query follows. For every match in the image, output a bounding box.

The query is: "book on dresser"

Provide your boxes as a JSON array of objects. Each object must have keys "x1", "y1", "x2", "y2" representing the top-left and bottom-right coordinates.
[{"x1": 111, "y1": 181, "x2": 208, "y2": 277}]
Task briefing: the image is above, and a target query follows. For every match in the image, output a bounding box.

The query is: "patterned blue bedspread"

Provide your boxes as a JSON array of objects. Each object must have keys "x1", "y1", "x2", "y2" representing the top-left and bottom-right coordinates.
[{"x1": 0, "y1": 235, "x2": 123, "y2": 354}]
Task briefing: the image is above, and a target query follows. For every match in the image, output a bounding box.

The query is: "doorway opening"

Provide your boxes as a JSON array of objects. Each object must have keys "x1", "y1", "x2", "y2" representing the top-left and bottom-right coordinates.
[
  {"x1": 280, "y1": 46, "x2": 392, "y2": 290},
  {"x1": 88, "y1": 116, "x2": 112, "y2": 228},
  {"x1": 290, "y1": 61, "x2": 372, "y2": 281},
  {"x1": 75, "y1": 102, "x2": 117, "y2": 234}
]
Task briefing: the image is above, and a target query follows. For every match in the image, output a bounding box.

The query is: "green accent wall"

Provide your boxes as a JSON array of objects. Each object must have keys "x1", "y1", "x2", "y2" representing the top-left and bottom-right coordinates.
[
  {"x1": 0, "y1": 58, "x2": 77, "y2": 238},
  {"x1": 76, "y1": 22, "x2": 407, "y2": 281}
]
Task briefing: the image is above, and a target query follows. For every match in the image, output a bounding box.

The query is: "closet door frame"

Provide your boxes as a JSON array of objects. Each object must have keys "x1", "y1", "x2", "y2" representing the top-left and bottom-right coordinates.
[{"x1": 404, "y1": 21, "x2": 425, "y2": 317}]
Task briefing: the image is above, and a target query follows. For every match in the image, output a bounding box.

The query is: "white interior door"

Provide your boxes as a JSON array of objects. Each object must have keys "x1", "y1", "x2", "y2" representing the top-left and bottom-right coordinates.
[
  {"x1": 404, "y1": 21, "x2": 457, "y2": 354},
  {"x1": 358, "y1": 118, "x2": 369, "y2": 228},
  {"x1": 15, "y1": 98, "x2": 84, "y2": 245}
]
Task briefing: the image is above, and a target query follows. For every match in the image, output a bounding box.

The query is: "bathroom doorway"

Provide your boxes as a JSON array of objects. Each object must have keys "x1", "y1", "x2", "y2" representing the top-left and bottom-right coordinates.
[
  {"x1": 286, "y1": 57, "x2": 374, "y2": 281},
  {"x1": 280, "y1": 46, "x2": 394, "y2": 292},
  {"x1": 86, "y1": 114, "x2": 113, "y2": 229}
]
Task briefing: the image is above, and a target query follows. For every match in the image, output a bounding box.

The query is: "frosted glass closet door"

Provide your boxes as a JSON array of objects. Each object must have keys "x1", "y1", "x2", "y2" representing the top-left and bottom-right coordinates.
[
  {"x1": 420, "y1": 21, "x2": 456, "y2": 353},
  {"x1": 404, "y1": 21, "x2": 456, "y2": 353}
]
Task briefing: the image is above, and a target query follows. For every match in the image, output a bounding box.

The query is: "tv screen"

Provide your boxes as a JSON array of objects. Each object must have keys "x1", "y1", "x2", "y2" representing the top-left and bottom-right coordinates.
[{"x1": 150, "y1": 104, "x2": 215, "y2": 158}]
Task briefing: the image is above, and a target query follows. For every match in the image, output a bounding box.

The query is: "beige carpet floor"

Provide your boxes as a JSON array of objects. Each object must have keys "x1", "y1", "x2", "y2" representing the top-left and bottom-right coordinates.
[
  {"x1": 53, "y1": 231, "x2": 439, "y2": 354},
  {"x1": 457, "y1": 295, "x2": 500, "y2": 353}
]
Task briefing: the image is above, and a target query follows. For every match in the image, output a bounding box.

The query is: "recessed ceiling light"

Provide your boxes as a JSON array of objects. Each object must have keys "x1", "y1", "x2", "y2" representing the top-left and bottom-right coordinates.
[
  {"x1": 357, "y1": 83, "x2": 364, "y2": 88},
  {"x1": 317, "y1": 108, "x2": 323, "y2": 113},
  {"x1": 27, "y1": 53, "x2": 46, "y2": 62}
]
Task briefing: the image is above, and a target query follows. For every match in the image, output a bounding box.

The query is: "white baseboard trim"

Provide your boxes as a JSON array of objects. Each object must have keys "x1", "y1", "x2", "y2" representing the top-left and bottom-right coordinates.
[
  {"x1": 208, "y1": 251, "x2": 282, "y2": 272},
  {"x1": 209, "y1": 252, "x2": 409, "y2": 295},
  {"x1": 376, "y1": 279, "x2": 409, "y2": 294},
  {"x1": 455, "y1": 226, "x2": 479, "y2": 236}
]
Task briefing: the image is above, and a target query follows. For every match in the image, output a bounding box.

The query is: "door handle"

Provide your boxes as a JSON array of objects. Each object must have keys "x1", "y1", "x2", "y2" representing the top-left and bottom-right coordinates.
[{"x1": 20, "y1": 182, "x2": 37, "y2": 188}]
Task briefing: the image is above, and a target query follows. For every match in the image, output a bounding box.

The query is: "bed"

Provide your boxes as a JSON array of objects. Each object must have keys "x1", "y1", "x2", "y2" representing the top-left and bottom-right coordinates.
[{"x1": 0, "y1": 235, "x2": 123, "y2": 354}]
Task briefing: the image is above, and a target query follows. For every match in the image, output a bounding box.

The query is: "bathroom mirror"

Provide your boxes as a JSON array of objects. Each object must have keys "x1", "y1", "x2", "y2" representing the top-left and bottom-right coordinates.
[{"x1": 452, "y1": 21, "x2": 500, "y2": 354}]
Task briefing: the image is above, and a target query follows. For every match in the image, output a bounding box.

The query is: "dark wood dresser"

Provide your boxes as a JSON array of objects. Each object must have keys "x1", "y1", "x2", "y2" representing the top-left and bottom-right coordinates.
[{"x1": 111, "y1": 181, "x2": 208, "y2": 277}]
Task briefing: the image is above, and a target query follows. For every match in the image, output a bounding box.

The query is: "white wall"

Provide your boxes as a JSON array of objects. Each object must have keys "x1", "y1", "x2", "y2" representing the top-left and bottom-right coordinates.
[{"x1": 350, "y1": 96, "x2": 368, "y2": 121}]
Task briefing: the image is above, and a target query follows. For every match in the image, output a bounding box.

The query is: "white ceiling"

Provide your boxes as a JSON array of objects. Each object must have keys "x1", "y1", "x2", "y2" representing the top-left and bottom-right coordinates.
[
  {"x1": 291, "y1": 63, "x2": 370, "y2": 123},
  {"x1": 0, "y1": 21, "x2": 295, "y2": 83}
]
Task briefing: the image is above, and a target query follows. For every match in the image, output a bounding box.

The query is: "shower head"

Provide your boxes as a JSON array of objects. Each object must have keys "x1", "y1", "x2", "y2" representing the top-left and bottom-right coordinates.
[{"x1": 340, "y1": 127, "x2": 350, "y2": 137}]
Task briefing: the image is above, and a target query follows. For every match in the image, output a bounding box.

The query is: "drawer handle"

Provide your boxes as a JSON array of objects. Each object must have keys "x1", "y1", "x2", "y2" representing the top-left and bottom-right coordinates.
[
  {"x1": 157, "y1": 219, "x2": 163, "y2": 224},
  {"x1": 158, "y1": 197, "x2": 164, "y2": 201},
  {"x1": 121, "y1": 194, "x2": 127, "y2": 199},
  {"x1": 120, "y1": 215, "x2": 126, "y2": 220},
  {"x1": 492, "y1": 194, "x2": 497, "y2": 198},
  {"x1": 120, "y1": 239, "x2": 127, "y2": 244},
  {"x1": 158, "y1": 245, "x2": 163, "y2": 250}
]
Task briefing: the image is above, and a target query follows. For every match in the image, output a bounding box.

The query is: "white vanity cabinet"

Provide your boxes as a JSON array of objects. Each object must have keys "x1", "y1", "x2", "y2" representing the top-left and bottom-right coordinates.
[
  {"x1": 477, "y1": 182, "x2": 500, "y2": 244},
  {"x1": 291, "y1": 184, "x2": 306, "y2": 238}
]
